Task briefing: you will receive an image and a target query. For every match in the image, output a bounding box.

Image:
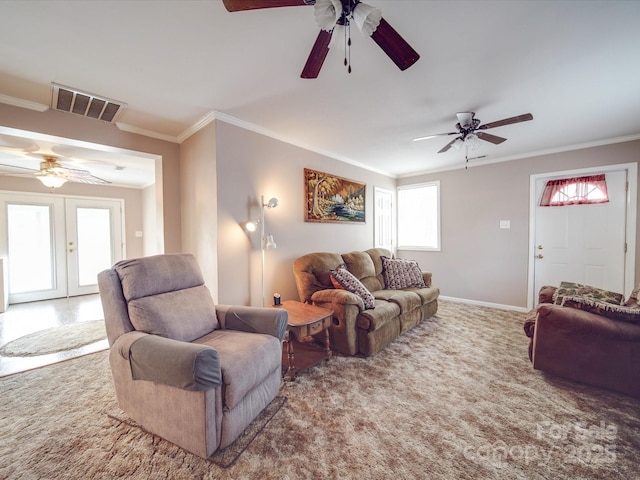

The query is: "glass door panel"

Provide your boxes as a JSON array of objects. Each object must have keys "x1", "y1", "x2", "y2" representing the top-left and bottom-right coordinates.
[
  {"x1": 7, "y1": 204, "x2": 54, "y2": 293},
  {"x1": 0, "y1": 194, "x2": 67, "y2": 303},
  {"x1": 66, "y1": 198, "x2": 123, "y2": 297},
  {"x1": 77, "y1": 207, "x2": 112, "y2": 286}
]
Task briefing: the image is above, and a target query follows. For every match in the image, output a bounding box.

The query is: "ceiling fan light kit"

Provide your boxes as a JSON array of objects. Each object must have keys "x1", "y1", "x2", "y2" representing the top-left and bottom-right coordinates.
[
  {"x1": 222, "y1": 0, "x2": 419, "y2": 78},
  {"x1": 38, "y1": 173, "x2": 68, "y2": 189}
]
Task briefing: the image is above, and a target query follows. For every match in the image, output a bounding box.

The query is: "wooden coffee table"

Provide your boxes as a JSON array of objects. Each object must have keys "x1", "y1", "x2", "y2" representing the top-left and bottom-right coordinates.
[{"x1": 278, "y1": 300, "x2": 333, "y2": 381}]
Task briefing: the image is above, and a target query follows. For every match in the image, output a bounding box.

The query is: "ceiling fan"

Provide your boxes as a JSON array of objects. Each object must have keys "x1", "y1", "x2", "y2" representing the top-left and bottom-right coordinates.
[
  {"x1": 0, "y1": 155, "x2": 109, "y2": 188},
  {"x1": 413, "y1": 112, "x2": 534, "y2": 153},
  {"x1": 222, "y1": 0, "x2": 420, "y2": 78}
]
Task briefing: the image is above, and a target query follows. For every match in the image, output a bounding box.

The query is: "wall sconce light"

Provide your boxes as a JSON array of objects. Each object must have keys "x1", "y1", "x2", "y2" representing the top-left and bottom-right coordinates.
[{"x1": 246, "y1": 195, "x2": 279, "y2": 306}]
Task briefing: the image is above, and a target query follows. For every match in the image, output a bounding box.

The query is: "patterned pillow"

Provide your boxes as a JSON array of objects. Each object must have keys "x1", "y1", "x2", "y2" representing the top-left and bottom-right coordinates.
[
  {"x1": 552, "y1": 281, "x2": 624, "y2": 306},
  {"x1": 330, "y1": 264, "x2": 375, "y2": 310},
  {"x1": 560, "y1": 295, "x2": 640, "y2": 324},
  {"x1": 381, "y1": 256, "x2": 427, "y2": 290}
]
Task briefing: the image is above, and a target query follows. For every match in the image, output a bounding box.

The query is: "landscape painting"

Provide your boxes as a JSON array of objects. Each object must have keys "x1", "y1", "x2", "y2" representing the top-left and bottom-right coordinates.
[{"x1": 304, "y1": 168, "x2": 366, "y2": 224}]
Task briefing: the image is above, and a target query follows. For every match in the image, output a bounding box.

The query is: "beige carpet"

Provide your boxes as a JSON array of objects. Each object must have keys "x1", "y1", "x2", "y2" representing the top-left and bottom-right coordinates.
[
  {"x1": 1, "y1": 301, "x2": 639, "y2": 479},
  {"x1": 0, "y1": 320, "x2": 106, "y2": 356}
]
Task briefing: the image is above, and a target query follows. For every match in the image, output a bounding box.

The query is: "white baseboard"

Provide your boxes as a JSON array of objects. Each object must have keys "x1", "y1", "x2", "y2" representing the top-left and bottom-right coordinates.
[{"x1": 439, "y1": 295, "x2": 529, "y2": 313}]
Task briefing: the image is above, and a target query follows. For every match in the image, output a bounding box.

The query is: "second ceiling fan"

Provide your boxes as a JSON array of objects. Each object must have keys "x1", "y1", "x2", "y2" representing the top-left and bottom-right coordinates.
[
  {"x1": 414, "y1": 112, "x2": 534, "y2": 153},
  {"x1": 222, "y1": 0, "x2": 420, "y2": 78}
]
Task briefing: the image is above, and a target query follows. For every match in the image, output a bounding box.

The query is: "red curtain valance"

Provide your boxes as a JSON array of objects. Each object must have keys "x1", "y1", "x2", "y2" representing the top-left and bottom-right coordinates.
[{"x1": 540, "y1": 174, "x2": 609, "y2": 207}]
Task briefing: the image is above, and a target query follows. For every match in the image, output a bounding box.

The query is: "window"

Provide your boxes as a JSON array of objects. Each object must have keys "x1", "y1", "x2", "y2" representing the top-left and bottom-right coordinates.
[
  {"x1": 397, "y1": 181, "x2": 440, "y2": 251},
  {"x1": 540, "y1": 174, "x2": 609, "y2": 206}
]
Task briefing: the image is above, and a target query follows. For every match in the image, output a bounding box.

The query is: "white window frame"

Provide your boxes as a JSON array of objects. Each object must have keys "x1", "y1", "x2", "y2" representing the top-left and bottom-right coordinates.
[{"x1": 397, "y1": 181, "x2": 441, "y2": 251}]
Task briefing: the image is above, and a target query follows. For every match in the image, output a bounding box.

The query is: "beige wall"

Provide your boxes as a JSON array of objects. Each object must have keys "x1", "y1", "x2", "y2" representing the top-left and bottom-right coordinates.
[
  {"x1": 0, "y1": 104, "x2": 182, "y2": 253},
  {"x1": 180, "y1": 122, "x2": 218, "y2": 301},
  {"x1": 398, "y1": 140, "x2": 640, "y2": 309},
  {"x1": 215, "y1": 121, "x2": 396, "y2": 306}
]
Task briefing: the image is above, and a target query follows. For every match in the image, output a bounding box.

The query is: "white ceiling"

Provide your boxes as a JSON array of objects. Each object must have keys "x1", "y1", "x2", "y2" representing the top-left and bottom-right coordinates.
[{"x1": 1, "y1": 0, "x2": 639, "y2": 186}]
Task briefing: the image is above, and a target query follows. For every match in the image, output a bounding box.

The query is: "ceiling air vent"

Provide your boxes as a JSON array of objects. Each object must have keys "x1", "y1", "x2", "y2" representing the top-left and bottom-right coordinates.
[{"x1": 51, "y1": 83, "x2": 127, "y2": 123}]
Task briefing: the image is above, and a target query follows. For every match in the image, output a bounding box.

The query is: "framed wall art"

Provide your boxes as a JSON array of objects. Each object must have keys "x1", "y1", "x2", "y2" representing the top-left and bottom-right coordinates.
[{"x1": 304, "y1": 168, "x2": 366, "y2": 224}]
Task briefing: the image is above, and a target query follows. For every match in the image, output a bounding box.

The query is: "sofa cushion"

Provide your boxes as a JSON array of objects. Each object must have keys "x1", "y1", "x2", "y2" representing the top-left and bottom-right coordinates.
[
  {"x1": 195, "y1": 329, "x2": 281, "y2": 410},
  {"x1": 128, "y1": 285, "x2": 218, "y2": 342},
  {"x1": 560, "y1": 295, "x2": 640, "y2": 324},
  {"x1": 357, "y1": 300, "x2": 401, "y2": 331},
  {"x1": 381, "y1": 256, "x2": 427, "y2": 289},
  {"x1": 372, "y1": 289, "x2": 421, "y2": 313},
  {"x1": 552, "y1": 281, "x2": 624, "y2": 306},
  {"x1": 330, "y1": 264, "x2": 375, "y2": 309},
  {"x1": 404, "y1": 286, "x2": 440, "y2": 305}
]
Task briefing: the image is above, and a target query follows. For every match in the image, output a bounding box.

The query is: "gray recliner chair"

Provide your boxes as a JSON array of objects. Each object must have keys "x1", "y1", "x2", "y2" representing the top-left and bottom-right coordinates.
[{"x1": 97, "y1": 253, "x2": 287, "y2": 458}]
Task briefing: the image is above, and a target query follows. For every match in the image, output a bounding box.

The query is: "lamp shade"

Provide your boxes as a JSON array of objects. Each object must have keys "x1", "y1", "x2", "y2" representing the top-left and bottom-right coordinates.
[
  {"x1": 265, "y1": 197, "x2": 279, "y2": 209},
  {"x1": 265, "y1": 234, "x2": 277, "y2": 250}
]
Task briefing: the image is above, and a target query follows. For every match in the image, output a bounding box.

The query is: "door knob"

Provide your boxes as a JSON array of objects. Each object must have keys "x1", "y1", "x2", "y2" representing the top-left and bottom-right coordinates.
[
  {"x1": 535, "y1": 254, "x2": 543, "y2": 259},
  {"x1": 537, "y1": 245, "x2": 544, "y2": 250}
]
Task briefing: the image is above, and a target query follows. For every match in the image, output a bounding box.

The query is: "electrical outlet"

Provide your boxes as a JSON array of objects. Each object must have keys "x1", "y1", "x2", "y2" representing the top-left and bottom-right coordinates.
[{"x1": 499, "y1": 220, "x2": 511, "y2": 229}]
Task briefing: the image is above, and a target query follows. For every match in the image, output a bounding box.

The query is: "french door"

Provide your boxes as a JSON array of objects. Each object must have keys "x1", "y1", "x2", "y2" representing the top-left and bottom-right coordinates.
[{"x1": 0, "y1": 192, "x2": 124, "y2": 304}]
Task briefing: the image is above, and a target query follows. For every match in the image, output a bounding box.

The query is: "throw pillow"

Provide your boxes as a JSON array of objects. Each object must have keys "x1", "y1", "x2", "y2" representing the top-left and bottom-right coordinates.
[
  {"x1": 381, "y1": 256, "x2": 427, "y2": 290},
  {"x1": 560, "y1": 295, "x2": 640, "y2": 324},
  {"x1": 330, "y1": 264, "x2": 375, "y2": 310},
  {"x1": 552, "y1": 281, "x2": 624, "y2": 306}
]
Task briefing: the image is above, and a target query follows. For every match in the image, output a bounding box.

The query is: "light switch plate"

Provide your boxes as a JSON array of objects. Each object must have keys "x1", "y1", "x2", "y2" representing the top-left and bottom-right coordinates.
[{"x1": 499, "y1": 220, "x2": 511, "y2": 229}]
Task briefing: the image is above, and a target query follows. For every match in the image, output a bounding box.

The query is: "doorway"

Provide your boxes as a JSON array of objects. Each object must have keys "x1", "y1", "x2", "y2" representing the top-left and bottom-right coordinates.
[
  {"x1": 527, "y1": 163, "x2": 637, "y2": 308},
  {"x1": 374, "y1": 187, "x2": 394, "y2": 253},
  {"x1": 0, "y1": 192, "x2": 124, "y2": 304}
]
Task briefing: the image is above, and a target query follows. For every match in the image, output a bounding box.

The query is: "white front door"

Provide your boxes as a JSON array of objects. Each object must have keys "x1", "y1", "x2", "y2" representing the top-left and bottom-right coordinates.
[
  {"x1": 532, "y1": 169, "x2": 628, "y2": 299},
  {"x1": 0, "y1": 192, "x2": 124, "y2": 303}
]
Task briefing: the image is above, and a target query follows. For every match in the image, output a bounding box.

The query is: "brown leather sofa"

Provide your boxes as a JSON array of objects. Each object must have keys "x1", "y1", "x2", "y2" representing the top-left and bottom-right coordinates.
[
  {"x1": 293, "y1": 248, "x2": 439, "y2": 357},
  {"x1": 524, "y1": 285, "x2": 640, "y2": 398}
]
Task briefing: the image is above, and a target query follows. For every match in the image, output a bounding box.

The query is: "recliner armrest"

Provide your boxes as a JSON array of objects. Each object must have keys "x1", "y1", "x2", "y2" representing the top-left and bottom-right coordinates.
[
  {"x1": 311, "y1": 288, "x2": 365, "y2": 310},
  {"x1": 113, "y1": 332, "x2": 222, "y2": 391},
  {"x1": 216, "y1": 305, "x2": 288, "y2": 341}
]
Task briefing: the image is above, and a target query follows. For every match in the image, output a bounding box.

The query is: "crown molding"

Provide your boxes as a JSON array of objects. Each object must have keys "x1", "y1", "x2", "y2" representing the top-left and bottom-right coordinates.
[
  {"x1": 177, "y1": 111, "x2": 217, "y2": 143},
  {"x1": 115, "y1": 122, "x2": 179, "y2": 143},
  {"x1": 0, "y1": 94, "x2": 49, "y2": 112}
]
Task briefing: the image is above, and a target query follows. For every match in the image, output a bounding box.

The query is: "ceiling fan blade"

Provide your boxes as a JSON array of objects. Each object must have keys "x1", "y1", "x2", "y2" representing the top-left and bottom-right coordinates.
[
  {"x1": 67, "y1": 174, "x2": 110, "y2": 185},
  {"x1": 413, "y1": 132, "x2": 458, "y2": 142},
  {"x1": 222, "y1": 0, "x2": 311, "y2": 12},
  {"x1": 301, "y1": 29, "x2": 333, "y2": 79},
  {"x1": 438, "y1": 138, "x2": 459, "y2": 153},
  {"x1": 476, "y1": 131, "x2": 507, "y2": 145},
  {"x1": 478, "y1": 113, "x2": 533, "y2": 130},
  {"x1": 0, "y1": 163, "x2": 38, "y2": 172},
  {"x1": 370, "y1": 18, "x2": 419, "y2": 71}
]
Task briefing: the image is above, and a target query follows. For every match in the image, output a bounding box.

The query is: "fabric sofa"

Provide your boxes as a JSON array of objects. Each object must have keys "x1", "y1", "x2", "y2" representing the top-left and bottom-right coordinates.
[
  {"x1": 524, "y1": 284, "x2": 640, "y2": 398},
  {"x1": 293, "y1": 248, "x2": 439, "y2": 357}
]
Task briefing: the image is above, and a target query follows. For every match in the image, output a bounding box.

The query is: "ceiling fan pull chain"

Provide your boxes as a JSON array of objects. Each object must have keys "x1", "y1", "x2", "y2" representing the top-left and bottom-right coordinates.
[{"x1": 347, "y1": 22, "x2": 352, "y2": 74}]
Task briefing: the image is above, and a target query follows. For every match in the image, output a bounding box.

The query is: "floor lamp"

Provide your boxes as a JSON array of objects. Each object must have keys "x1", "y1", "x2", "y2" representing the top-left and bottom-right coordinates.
[{"x1": 246, "y1": 195, "x2": 279, "y2": 306}]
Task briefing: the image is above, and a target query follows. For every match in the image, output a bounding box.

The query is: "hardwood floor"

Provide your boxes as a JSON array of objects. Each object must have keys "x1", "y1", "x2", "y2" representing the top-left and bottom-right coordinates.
[{"x1": 0, "y1": 294, "x2": 107, "y2": 377}]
